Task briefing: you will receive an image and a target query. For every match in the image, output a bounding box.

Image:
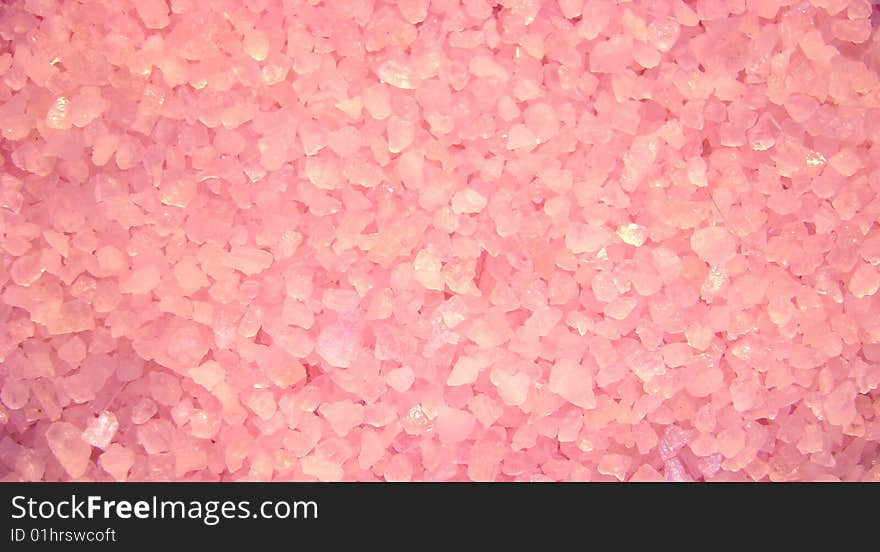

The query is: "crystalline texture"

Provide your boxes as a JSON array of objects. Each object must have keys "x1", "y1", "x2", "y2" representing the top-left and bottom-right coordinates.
[{"x1": 0, "y1": 0, "x2": 877, "y2": 484}]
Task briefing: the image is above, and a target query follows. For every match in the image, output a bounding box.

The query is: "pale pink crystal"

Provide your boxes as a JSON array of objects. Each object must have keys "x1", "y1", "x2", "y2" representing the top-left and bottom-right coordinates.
[
  {"x1": 246, "y1": 389, "x2": 277, "y2": 421},
  {"x1": 1, "y1": 380, "x2": 29, "y2": 410},
  {"x1": 849, "y1": 264, "x2": 880, "y2": 298},
  {"x1": 413, "y1": 249, "x2": 445, "y2": 291},
  {"x1": 565, "y1": 222, "x2": 608, "y2": 254},
  {"x1": 319, "y1": 401, "x2": 365, "y2": 437},
  {"x1": 99, "y1": 444, "x2": 134, "y2": 481},
  {"x1": 451, "y1": 188, "x2": 488, "y2": 214},
  {"x1": 507, "y1": 124, "x2": 539, "y2": 151},
  {"x1": 150, "y1": 371, "x2": 183, "y2": 407},
  {"x1": 690, "y1": 226, "x2": 737, "y2": 266},
  {"x1": 82, "y1": 411, "x2": 119, "y2": 449},
  {"x1": 385, "y1": 365, "x2": 415, "y2": 392},
  {"x1": 46, "y1": 422, "x2": 92, "y2": 478},
  {"x1": 630, "y1": 464, "x2": 664, "y2": 482},
  {"x1": 119, "y1": 266, "x2": 161, "y2": 295},
  {"x1": 435, "y1": 407, "x2": 477, "y2": 444},
  {"x1": 135, "y1": 0, "x2": 170, "y2": 29},
  {"x1": 549, "y1": 359, "x2": 596, "y2": 409},
  {"x1": 447, "y1": 355, "x2": 488, "y2": 386},
  {"x1": 597, "y1": 454, "x2": 631, "y2": 481},
  {"x1": 243, "y1": 30, "x2": 270, "y2": 62},
  {"x1": 315, "y1": 316, "x2": 362, "y2": 369},
  {"x1": 825, "y1": 382, "x2": 858, "y2": 427}
]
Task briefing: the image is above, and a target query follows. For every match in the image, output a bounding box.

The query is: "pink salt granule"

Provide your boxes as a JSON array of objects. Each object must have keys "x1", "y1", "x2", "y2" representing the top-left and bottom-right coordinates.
[{"x1": 1, "y1": 0, "x2": 879, "y2": 482}]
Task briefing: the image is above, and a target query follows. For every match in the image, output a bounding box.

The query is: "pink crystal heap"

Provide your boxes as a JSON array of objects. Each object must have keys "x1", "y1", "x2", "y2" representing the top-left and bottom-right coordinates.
[{"x1": 0, "y1": 0, "x2": 879, "y2": 483}]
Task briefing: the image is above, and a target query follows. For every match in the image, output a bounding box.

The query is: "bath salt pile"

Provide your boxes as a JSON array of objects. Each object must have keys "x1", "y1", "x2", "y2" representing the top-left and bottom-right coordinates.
[{"x1": 1, "y1": 0, "x2": 879, "y2": 482}]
